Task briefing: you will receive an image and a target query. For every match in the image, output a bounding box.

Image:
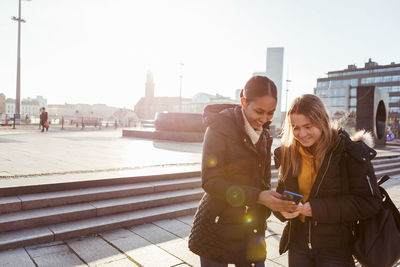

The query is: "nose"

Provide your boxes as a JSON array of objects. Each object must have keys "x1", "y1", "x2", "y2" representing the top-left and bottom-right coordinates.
[
  {"x1": 298, "y1": 128, "x2": 307, "y2": 138},
  {"x1": 261, "y1": 113, "x2": 273, "y2": 124},
  {"x1": 260, "y1": 115, "x2": 268, "y2": 124}
]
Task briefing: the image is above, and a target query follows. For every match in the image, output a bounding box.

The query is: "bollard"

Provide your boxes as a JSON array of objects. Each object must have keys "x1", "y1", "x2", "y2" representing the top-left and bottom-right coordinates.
[{"x1": 61, "y1": 116, "x2": 64, "y2": 130}]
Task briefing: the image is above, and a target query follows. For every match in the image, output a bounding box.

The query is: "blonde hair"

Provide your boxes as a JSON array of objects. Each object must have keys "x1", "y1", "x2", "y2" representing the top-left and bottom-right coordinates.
[{"x1": 279, "y1": 94, "x2": 337, "y2": 180}]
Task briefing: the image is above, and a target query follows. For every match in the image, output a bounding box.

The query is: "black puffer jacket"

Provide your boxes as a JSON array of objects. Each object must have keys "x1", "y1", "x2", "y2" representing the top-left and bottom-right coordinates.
[
  {"x1": 274, "y1": 129, "x2": 382, "y2": 254},
  {"x1": 189, "y1": 104, "x2": 273, "y2": 264}
]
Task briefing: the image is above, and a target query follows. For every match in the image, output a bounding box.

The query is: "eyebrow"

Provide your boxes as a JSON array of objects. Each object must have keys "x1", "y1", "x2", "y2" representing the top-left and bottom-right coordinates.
[
  {"x1": 292, "y1": 123, "x2": 313, "y2": 127},
  {"x1": 256, "y1": 108, "x2": 276, "y2": 113}
]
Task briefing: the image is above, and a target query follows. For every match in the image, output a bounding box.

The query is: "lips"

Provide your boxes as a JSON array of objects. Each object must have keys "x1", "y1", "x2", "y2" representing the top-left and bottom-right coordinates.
[{"x1": 300, "y1": 138, "x2": 312, "y2": 144}]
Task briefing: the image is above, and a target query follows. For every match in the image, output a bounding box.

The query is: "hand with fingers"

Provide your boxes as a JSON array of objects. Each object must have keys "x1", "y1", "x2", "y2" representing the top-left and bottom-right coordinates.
[{"x1": 257, "y1": 190, "x2": 298, "y2": 212}]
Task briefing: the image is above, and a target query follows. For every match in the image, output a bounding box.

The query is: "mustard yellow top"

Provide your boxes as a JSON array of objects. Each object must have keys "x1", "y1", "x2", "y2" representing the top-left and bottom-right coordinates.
[{"x1": 298, "y1": 145, "x2": 319, "y2": 222}]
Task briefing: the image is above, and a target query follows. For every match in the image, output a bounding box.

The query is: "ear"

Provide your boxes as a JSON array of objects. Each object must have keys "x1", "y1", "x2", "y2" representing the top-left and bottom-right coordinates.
[{"x1": 240, "y1": 97, "x2": 247, "y2": 109}]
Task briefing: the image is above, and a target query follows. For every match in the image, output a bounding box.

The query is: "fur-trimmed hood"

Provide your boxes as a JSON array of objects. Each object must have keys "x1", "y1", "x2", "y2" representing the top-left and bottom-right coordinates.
[
  {"x1": 350, "y1": 130, "x2": 375, "y2": 148},
  {"x1": 274, "y1": 129, "x2": 377, "y2": 169},
  {"x1": 338, "y1": 129, "x2": 377, "y2": 162}
]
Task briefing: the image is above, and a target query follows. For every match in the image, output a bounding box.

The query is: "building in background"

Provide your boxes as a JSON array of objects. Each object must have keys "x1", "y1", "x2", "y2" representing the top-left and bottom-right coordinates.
[
  {"x1": 3, "y1": 96, "x2": 45, "y2": 119},
  {"x1": 315, "y1": 59, "x2": 400, "y2": 137},
  {"x1": 266, "y1": 47, "x2": 284, "y2": 128},
  {"x1": 47, "y1": 103, "x2": 132, "y2": 124},
  {"x1": 180, "y1": 93, "x2": 238, "y2": 114},
  {"x1": 252, "y1": 72, "x2": 268, "y2": 77},
  {"x1": 235, "y1": 89, "x2": 242, "y2": 101},
  {"x1": 134, "y1": 71, "x2": 188, "y2": 120},
  {"x1": 0, "y1": 93, "x2": 5, "y2": 114},
  {"x1": 134, "y1": 71, "x2": 237, "y2": 120},
  {"x1": 21, "y1": 99, "x2": 40, "y2": 118}
]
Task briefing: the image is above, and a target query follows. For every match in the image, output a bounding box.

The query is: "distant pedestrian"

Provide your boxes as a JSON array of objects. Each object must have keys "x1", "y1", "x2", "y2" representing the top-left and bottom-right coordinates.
[{"x1": 40, "y1": 107, "x2": 49, "y2": 132}]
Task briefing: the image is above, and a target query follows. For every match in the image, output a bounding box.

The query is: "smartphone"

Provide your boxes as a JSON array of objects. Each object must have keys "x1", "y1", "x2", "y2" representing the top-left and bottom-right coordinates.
[{"x1": 281, "y1": 190, "x2": 303, "y2": 204}]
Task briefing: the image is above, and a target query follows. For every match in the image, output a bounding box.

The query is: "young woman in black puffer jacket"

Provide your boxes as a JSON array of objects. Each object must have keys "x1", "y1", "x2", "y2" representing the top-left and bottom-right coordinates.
[
  {"x1": 188, "y1": 76, "x2": 298, "y2": 267},
  {"x1": 274, "y1": 94, "x2": 382, "y2": 267}
]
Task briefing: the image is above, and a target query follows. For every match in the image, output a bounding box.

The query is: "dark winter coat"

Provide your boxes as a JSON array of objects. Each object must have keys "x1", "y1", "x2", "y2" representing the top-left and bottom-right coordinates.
[
  {"x1": 40, "y1": 111, "x2": 48, "y2": 125},
  {"x1": 188, "y1": 104, "x2": 273, "y2": 264},
  {"x1": 274, "y1": 129, "x2": 382, "y2": 254}
]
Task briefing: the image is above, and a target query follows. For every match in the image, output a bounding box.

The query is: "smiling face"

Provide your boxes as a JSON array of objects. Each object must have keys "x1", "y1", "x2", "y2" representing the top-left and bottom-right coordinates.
[
  {"x1": 241, "y1": 95, "x2": 277, "y2": 130},
  {"x1": 290, "y1": 113, "x2": 322, "y2": 148}
]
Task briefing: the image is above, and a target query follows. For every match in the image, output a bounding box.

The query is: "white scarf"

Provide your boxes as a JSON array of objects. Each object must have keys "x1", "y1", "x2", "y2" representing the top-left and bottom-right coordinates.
[{"x1": 241, "y1": 108, "x2": 262, "y2": 145}]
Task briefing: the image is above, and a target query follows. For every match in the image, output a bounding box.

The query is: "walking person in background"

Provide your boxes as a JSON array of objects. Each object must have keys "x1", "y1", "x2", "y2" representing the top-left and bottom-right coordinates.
[
  {"x1": 189, "y1": 76, "x2": 298, "y2": 267},
  {"x1": 40, "y1": 107, "x2": 49, "y2": 132},
  {"x1": 274, "y1": 94, "x2": 382, "y2": 267}
]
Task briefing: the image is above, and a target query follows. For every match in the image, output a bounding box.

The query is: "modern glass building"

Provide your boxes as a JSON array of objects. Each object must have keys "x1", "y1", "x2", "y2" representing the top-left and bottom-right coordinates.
[{"x1": 315, "y1": 59, "x2": 400, "y2": 124}]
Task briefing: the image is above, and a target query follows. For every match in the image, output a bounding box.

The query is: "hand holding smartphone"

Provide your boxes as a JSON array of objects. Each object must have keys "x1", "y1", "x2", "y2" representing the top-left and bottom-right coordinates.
[{"x1": 280, "y1": 190, "x2": 303, "y2": 204}]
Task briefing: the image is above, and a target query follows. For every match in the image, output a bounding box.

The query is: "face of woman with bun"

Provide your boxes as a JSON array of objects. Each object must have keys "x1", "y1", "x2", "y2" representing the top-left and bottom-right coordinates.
[
  {"x1": 241, "y1": 96, "x2": 276, "y2": 130},
  {"x1": 240, "y1": 76, "x2": 278, "y2": 130}
]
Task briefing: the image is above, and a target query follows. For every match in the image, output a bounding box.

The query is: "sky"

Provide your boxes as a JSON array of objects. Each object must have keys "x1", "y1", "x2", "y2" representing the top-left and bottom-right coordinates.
[{"x1": 1, "y1": 0, "x2": 400, "y2": 110}]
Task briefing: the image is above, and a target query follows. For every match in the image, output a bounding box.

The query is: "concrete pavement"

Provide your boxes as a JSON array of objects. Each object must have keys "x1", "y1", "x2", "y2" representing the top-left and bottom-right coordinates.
[
  {"x1": 0, "y1": 128, "x2": 202, "y2": 178},
  {"x1": 0, "y1": 128, "x2": 399, "y2": 266}
]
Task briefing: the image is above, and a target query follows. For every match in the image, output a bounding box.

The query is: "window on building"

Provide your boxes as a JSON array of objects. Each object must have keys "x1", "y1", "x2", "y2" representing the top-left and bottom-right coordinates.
[
  {"x1": 316, "y1": 88, "x2": 328, "y2": 97},
  {"x1": 389, "y1": 96, "x2": 400, "y2": 103},
  {"x1": 390, "y1": 107, "x2": 400, "y2": 113},
  {"x1": 317, "y1": 81, "x2": 329, "y2": 87},
  {"x1": 384, "y1": 76, "x2": 392, "y2": 83}
]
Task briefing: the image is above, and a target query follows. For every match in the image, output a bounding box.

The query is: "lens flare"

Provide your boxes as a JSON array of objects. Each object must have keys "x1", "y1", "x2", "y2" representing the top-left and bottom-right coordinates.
[
  {"x1": 226, "y1": 186, "x2": 245, "y2": 207},
  {"x1": 205, "y1": 155, "x2": 218, "y2": 168},
  {"x1": 245, "y1": 215, "x2": 253, "y2": 223}
]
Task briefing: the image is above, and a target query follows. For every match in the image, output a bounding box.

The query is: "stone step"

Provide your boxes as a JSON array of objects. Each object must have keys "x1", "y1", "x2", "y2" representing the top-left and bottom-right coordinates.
[
  {"x1": 373, "y1": 162, "x2": 400, "y2": 172},
  {"x1": 372, "y1": 157, "x2": 400, "y2": 165},
  {"x1": 270, "y1": 157, "x2": 400, "y2": 178},
  {"x1": 376, "y1": 167, "x2": 400, "y2": 178},
  {"x1": 0, "y1": 177, "x2": 201, "y2": 213},
  {"x1": 0, "y1": 188, "x2": 203, "y2": 233},
  {"x1": 0, "y1": 201, "x2": 198, "y2": 251},
  {"x1": 0, "y1": 170, "x2": 201, "y2": 197}
]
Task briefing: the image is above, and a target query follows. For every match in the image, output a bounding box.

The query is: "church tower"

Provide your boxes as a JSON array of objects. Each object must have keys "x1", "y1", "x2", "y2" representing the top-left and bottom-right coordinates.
[{"x1": 145, "y1": 71, "x2": 155, "y2": 99}]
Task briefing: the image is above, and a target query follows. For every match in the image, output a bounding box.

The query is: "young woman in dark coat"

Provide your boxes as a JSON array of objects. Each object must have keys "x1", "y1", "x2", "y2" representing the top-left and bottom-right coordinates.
[
  {"x1": 189, "y1": 76, "x2": 298, "y2": 267},
  {"x1": 274, "y1": 94, "x2": 382, "y2": 267}
]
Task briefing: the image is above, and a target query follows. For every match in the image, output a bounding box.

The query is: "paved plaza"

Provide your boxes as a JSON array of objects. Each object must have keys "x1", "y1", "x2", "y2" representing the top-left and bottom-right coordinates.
[
  {"x1": 0, "y1": 128, "x2": 399, "y2": 266},
  {"x1": 0, "y1": 127, "x2": 202, "y2": 178}
]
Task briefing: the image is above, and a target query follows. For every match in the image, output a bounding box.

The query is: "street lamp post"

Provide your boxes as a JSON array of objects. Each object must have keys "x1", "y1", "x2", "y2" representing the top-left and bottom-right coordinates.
[
  {"x1": 12, "y1": 0, "x2": 29, "y2": 129},
  {"x1": 285, "y1": 78, "x2": 292, "y2": 113}
]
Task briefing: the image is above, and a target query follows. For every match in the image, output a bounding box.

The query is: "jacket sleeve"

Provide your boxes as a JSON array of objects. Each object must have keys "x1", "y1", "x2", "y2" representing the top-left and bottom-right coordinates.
[
  {"x1": 272, "y1": 147, "x2": 289, "y2": 222},
  {"x1": 309, "y1": 151, "x2": 382, "y2": 223},
  {"x1": 273, "y1": 179, "x2": 289, "y2": 222},
  {"x1": 201, "y1": 127, "x2": 262, "y2": 207}
]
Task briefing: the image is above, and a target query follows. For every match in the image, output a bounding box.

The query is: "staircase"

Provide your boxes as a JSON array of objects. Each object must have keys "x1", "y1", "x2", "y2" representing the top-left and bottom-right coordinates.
[{"x1": 0, "y1": 156, "x2": 399, "y2": 251}]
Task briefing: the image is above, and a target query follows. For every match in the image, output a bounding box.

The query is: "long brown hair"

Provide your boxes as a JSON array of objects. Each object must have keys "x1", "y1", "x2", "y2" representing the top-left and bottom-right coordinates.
[{"x1": 279, "y1": 94, "x2": 337, "y2": 180}]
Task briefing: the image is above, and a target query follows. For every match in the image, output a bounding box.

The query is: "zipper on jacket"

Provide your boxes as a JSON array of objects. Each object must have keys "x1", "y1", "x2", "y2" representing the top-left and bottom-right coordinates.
[
  {"x1": 366, "y1": 175, "x2": 374, "y2": 196},
  {"x1": 314, "y1": 151, "x2": 334, "y2": 197},
  {"x1": 214, "y1": 216, "x2": 220, "y2": 223},
  {"x1": 308, "y1": 151, "x2": 333, "y2": 251},
  {"x1": 308, "y1": 221, "x2": 312, "y2": 250}
]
